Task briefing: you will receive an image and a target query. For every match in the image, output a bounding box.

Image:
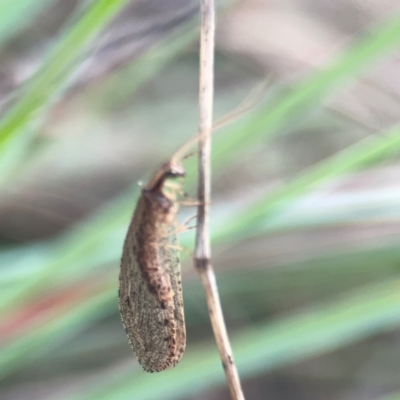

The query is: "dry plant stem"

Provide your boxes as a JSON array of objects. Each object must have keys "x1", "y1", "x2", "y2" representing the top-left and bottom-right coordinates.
[{"x1": 194, "y1": 1, "x2": 245, "y2": 399}]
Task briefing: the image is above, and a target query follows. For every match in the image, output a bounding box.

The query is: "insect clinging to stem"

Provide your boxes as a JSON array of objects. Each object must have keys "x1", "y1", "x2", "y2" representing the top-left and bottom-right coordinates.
[{"x1": 118, "y1": 81, "x2": 267, "y2": 373}]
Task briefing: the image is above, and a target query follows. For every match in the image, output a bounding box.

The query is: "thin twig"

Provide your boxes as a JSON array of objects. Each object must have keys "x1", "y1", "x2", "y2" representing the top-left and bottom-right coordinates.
[{"x1": 194, "y1": 1, "x2": 245, "y2": 399}]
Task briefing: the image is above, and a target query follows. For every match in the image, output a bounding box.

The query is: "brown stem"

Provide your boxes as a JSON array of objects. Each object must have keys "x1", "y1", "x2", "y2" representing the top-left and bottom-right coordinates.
[{"x1": 194, "y1": 1, "x2": 245, "y2": 399}]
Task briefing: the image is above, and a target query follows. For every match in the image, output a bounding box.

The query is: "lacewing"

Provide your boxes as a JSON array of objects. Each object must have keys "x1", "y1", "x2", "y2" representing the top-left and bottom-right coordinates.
[{"x1": 119, "y1": 160, "x2": 187, "y2": 372}]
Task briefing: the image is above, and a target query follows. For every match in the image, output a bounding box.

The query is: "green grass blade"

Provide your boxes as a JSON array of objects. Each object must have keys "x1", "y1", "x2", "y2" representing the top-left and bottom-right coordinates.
[
  {"x1": 217, "y1": 124, "x2": 400, "y2": 240},
  {"x1": 0, "y1": 0, "x2": 133, "y2": 184},
  {"x1": 211, "y1": 10, "x2": 400, "y2": 167}
]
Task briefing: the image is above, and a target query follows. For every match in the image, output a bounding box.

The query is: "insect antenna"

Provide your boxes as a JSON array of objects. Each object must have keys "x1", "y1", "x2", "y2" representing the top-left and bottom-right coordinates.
[{"x1": 171, "y1": 78, "x2": 271, "y2": 163}]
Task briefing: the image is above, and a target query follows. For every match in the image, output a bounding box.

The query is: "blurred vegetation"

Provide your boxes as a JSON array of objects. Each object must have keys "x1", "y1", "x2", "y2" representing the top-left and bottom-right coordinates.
[{"x1": 1, "y1": 1, "x2": 400, "y2": 399}]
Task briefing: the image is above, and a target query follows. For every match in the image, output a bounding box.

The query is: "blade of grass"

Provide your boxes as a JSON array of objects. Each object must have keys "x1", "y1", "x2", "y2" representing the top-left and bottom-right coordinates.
[
  {"x1": 216, "y1": 124, "x2": 400, "y2": 240},
  {"x1": 0, "y1": 0, "x2": 134, "y2": 185},
  {"x1": 210, "y1": 9, "x2": 400, "y2": 168}
]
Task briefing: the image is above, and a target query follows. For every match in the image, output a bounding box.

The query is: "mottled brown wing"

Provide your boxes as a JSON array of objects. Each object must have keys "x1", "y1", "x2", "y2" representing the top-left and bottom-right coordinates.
[{"x1": 119, "y1": 196, "x2": 186, "y2": 372}]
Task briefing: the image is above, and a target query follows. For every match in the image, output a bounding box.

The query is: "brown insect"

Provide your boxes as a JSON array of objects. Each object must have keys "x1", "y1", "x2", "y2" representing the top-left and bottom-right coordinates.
[{"x1": 119, "y1": 152, "x2": 191, "y2": 372}]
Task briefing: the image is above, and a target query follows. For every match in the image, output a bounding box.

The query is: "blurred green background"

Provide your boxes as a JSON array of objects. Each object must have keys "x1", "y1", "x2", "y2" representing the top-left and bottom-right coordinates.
[{"x1": 1, "y1": 0, "x2": 400, "y2": 399}]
